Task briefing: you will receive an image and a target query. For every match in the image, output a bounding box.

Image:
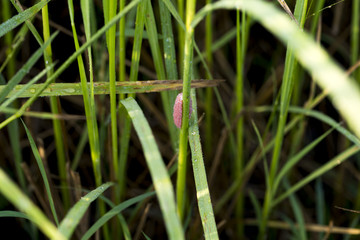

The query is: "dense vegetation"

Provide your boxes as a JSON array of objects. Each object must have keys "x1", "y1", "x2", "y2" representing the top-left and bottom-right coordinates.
[{"x1": 1, "y1": 0, "x2": 360, "y2": 239}]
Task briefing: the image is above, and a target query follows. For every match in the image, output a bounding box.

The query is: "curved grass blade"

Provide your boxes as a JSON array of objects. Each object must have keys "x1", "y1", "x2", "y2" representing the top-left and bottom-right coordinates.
[
  {"x1": 120, "y1": 97, "x2": 184, "y2": 240},
  {"x1": 288, "y1": 106, "x2": 360, "y2": 147},
  {"x1": 1, "y1": 62, "x2": 56, "y2": 108},
  {"x1": 93, "y1": 191, "x2": 136, "y2": 240},
  {"x1": 81, "y1": 191, "x2": 155, "y2": 240},
  {"x1": 0, "y1": 0, "x2": 50, "y2": 39},
  {"x1": 272, "y1": 127, "x2": 335, "y2": 195},
  {"x1": 58, "y1": 182, "x2": 113, "y2": 238},
  {"x1": 273, "y1": 145, "x2": 360, "y2": 207},
  {"x1": 254, "y1": 105, "x2": 360, "y2": 148},
  {"x1": 0, "y1": 23, "x2": 29, "y2": 74},
  {"x1": 0, "y1": 168, "x2": 65, "y2": 240},
  {"x1": 21, "y1": 119, "x2": 59, "y2": 226},
  {"x1": 0, "y1": 210, "x2": 29, "y2": 220},
  {"x1": 188, "y1": 90, "x2": 219, "y2": 240},
  {"x1": 0, "y1": 32, "x2": 57, "y2": 104}
]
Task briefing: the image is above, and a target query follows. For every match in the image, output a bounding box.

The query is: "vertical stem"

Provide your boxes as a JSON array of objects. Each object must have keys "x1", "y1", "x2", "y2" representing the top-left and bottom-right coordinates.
[
  {"x1": 351, "y1": 0, "x2": 360, "y2": 82},
  {"x1": 118, "y1": 0, "x2": 126, "y2": 100},
  {"x1": 177, "y1": 0, "x2": 196, "y2": 222},
  {"x1": 117, "y1": 0, "x2": 127, "y2": 207},
  {"x1": 108, "y1": 0, "x2": 118, "y2": 189},
  {"x1": 258, "y1": 0, "x2": 308, "y2": 238},
  {"x1": 158, "y1": 0, "x2": 179, "y2": 150},
  {"x1": 79, "y1": 0, "x2": 102, "y2": 188},
  {"x1": 2, "y1": 0, "x2": 26, "y2": 191},
  {"x1": 235, "y1": 10, "x2": 244, "y2": 239},
  {"x1": 42, "y1": 3, "x2": 70, "y2": 211},
  {"x1": 177, "y1": 0, "x2": 185, "y2": 73},
  {"x1": 205, "y1": 0, "x2": 213, "y2": 156}
]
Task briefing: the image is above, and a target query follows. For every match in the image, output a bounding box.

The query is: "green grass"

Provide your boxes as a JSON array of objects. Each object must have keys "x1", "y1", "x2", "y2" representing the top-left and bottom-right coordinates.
[{"x1": 1, "y1": 0, "x2": 360, "y2": 239}]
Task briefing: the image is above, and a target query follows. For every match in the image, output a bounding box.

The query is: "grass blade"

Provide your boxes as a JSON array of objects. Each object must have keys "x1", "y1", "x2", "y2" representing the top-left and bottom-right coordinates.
[
  {"x1": 21, "y1": 119, "x2": 59, "y2": 226},
  {"x1": 0, "y1": 32, "x2": 57, "y2": 104},
  {"x1": 273, "y1": 145, "x2": 360, "y2": 207},
  {"x1": 1, "y1": 63, "x2": 55, "y2": 108},
  {"x1": 0, "y1": 168, "x2": 65, "y2": 240},
  {"x1": 58, "y1": 182, "x2": 113, "y2": 238},
  {"x1": 315, "y1": 179, "x2": 326, "y2": 239},
  {"x1": 283, "y1": 179, "x2": 307, "y2": 240},
  {"x1": 68, "y1": 0, "x2": 102, "y2": 188},
  {"x1": 118, "y1": 0, "x2": 147, "y2": 203},
  {"x1": 144, "y1": 0, "x2": 178, "y2": 150},
  {"x1": 0, "y1": 210, "x2": 29, "y2": 219},
  {"x1": 273, "y1": 127, "x2": 335, "y2": 195},
  {"x1": 0, "y1": 0, "x2": 50, "y2": 38},
  {"x1": 188, "y1": 90, "x2": 219, "y2": 239},
  {"x1": 0, "y1": 79, "x2": 222, "y2": 98},
  {"x1": 120, "y1": 97, "x2": 184, "y2": 240},
  {"x1": 81, "y1": 191, "x2": 155, "y2": 240}
]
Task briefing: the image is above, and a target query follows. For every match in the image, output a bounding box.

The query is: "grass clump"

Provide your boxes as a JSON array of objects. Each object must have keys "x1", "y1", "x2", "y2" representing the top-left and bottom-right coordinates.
[{"x1": 1, "y1": 0, "x2": 360, "y2": 239}]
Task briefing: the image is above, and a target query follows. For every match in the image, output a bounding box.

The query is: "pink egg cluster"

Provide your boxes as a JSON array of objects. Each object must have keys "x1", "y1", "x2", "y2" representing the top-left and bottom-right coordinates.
[{"x1": 173, "y1": 93, "x2": 193, "y2": 128}]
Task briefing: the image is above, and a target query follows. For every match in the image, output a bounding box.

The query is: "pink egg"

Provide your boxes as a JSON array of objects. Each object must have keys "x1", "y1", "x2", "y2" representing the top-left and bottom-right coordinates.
[{"x1": 173, "y1": 93, "x2": 192, "y2": 128}]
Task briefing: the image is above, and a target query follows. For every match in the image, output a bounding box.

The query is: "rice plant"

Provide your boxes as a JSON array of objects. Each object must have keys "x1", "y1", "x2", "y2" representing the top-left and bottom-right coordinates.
[{"x1": 1, "y1": 0, "x2": 360, "y2": 239}]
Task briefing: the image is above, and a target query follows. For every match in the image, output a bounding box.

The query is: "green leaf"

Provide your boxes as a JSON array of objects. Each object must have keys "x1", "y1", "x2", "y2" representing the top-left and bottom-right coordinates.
[
  {"x1": 59, "y1": 182, "x2": 113, "y2": 238},
  {"x1": 81, "y1": 191, "x2": 155, "y2": 240},
  {"x1": 188, "y1": 90, "x2": 219, "y2": 240},
  {"x1": 120, "y1": 97, "x2": 184, "y2": 240},
  {"x1": 273, "y1": 145, "x2": 360, "y2": 207},
  {"x1": 1, "y1": 62, "x2": 55, "y2": 108},
  {"x1": 273, "y1": 126, "x2": 335, "y2": 195},
  {"x1": 0, "y1": 168, "x2": 65, "y2": 240},
  {"x1": 0, "y1": 32, "x2": 57, "y2": 104},
  {"x1": 0, "y1": 210, "x2": 29, "y2": 219},
  {"x1": 0, "y1": 0, "x2": 50, "y2": 39},
  {"x1": 21, "y1": 119, "x2": 59, "y2": 226},
  {"x1": 0, "y1": 79, "x2": 221, "y2": 99}
]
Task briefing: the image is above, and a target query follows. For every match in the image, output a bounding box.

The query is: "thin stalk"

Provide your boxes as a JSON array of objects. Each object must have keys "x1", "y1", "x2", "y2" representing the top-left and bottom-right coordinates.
[
  {"x1": 117, "y1": 0, "x2": 127, "y2": 203},
  {"x1": 41, "y1": 3, "x2": 70, "y2": 211},
  {"x1": 177, "y1": 0, "x2": 196, "y2": 222},
  {"x1": 351, "y1": 0, "x2": 360, "y2": 221},
  {"x1": 69, "y1": 0, "x2": 101, "y2": 190},
  {"x1": 235, "y1": 10, "x2": 245, "y2": 239},
  {"x1": 351, "y1": 0, "x2": 360, "y2": 82},
  {"x1": 118, "y1": 0, "x2": 126, "y2": 100},
  {"x1": 118, "y1": 0, "x2": 146, "y2": 207},
  {"x1": 259, "y1": 1, "x2": 308, "y2": 238},
  {"x1": 107, "y1": 0, "x2": 118, "y2": 205},
  {"x1": 159, "y1": 0, "x2": 179, "y2": 150},
  {"x1": 309, "y1": 0, "x2": 326, "y2": 36},
  {"x1": 144, "y1": 0, "x2": 178, "y2": 152},
  {"x1": 177, "y1": 0, "x2": 185, "y2": 73},
  {"x1": 204, "y1": 0, "x2": 213, "y2": 156},
  {"x1": 2, "y1": 0, "x2": 26, "y2": 191},
  {"x1": 103, "y1": 0, "x2": 118, "y2": 238}
]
